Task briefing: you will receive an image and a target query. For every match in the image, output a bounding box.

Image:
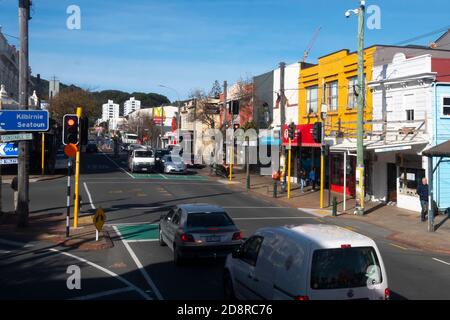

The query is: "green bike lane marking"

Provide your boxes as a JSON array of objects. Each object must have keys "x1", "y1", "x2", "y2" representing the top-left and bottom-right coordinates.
[{"x1": 115, "y1": 224, "x2": 160, "y2": 242}]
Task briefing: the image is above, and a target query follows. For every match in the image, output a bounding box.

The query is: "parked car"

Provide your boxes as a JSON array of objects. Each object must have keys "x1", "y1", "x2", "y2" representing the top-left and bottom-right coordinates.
[
  {"x1": 128, "y1": 148, "x2": 155, "y2": 173},
  {"x1": 223, "y1": 224, "x2": 389, "y2": 300},
  {"x1": 86, "y1": 143, "x2": 98, "y2": 153},
  {"x1": 159, "y1": 204, "x2": 243, "y2": 265},
  {"x1": 161, "y1": 154, "x2": 187, "y2": 174}
]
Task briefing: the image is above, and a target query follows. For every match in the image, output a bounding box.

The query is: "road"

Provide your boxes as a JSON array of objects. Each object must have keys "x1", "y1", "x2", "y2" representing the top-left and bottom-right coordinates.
[{"x1": 1, "y1": 150, "x2": 449, "y2": 300}]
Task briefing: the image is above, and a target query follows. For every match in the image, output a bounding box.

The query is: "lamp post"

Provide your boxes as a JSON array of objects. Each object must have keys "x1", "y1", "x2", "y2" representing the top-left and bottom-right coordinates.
[
  {"x1": 346, "y1": 0, "x2": 366, "y2": 216},
  {"x1": 158, "y1": 85, "x2": 182, "y2": 144}
]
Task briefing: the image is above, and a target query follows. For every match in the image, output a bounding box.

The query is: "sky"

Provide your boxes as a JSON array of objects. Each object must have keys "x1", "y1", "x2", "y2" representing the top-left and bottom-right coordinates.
[{"x1": 0, "y1": 0, "x2": 449, "y2": 101}]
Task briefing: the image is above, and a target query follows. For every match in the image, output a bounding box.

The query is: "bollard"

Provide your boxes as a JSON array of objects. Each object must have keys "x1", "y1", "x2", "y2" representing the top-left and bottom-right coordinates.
[
  {"x1": 332, "y1": 196, "x2": 338, "y2": 216},
  {"x1": 273, "y1": 180, "x2": 278, "y2": 198}
]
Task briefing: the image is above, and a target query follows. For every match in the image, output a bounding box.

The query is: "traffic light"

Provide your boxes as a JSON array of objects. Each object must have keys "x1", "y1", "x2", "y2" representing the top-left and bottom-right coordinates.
[
  {"x1": 233, "y1": 123, "x2": 240, "y2": 130},
  {"x1": 313, "y1": 122, "x2": 322, "y2": 143},
  {"x1": 288, "y1": 122, "x2": 296, "y2": 140},
  {"x1": 63, "y1": 114, "x2": 79, "y2": 145}
]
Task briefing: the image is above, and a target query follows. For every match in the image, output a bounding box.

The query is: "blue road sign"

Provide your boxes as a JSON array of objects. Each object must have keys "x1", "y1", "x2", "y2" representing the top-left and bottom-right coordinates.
[
  {"x1": 0, "y1": 110, "x2": 49, "y2": 132},
  {"x1": 0, "y1": 143, "x2": 19, "y2": 157}
]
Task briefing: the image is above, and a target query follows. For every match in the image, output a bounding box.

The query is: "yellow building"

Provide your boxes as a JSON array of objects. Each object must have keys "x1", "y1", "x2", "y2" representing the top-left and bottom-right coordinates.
[{"x1": 297, "y1": 46, "x2": 377, "y2": 196}]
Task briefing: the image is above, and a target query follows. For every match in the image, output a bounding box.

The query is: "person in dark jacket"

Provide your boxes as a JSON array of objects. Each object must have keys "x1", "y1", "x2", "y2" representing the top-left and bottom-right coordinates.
[{"x1": 416, "y1": 178, "x2": 429, "y2": 222}]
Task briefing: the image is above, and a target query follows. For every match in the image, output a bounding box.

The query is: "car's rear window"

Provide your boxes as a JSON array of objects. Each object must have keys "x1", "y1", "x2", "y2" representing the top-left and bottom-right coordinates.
[
  {"x1": 135, "y1": 151, "x2": 153, "y2": 157},
  {"x1": 186, "y1": 212, "x2": 234, "y2": 228},
  {"x1": 310, "y1": 247, "x2": 382, "y2": 290}
]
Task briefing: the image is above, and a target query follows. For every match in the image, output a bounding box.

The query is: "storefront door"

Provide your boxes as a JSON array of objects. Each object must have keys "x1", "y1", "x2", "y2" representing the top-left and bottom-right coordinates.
[{"x1": 387, "y1": 163, "x2": 397, "y2": 202}]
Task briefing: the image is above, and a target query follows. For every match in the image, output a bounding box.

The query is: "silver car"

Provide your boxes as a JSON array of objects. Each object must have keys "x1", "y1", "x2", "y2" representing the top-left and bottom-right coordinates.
[
  {"x1": 161, "y1": 154, "x2": 187, "y2": 174},
  {"x1": 159, "y1": 204, "x2": 243, "y2": 265}
]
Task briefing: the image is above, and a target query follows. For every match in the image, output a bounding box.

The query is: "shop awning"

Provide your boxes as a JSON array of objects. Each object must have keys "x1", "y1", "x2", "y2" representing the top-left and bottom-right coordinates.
[
  {"x1": 330, "y1": 139, "x2": 428, "y2": 153},
  {"x1": 422, "y1": 140, "x2": 450, "y2": 157}
]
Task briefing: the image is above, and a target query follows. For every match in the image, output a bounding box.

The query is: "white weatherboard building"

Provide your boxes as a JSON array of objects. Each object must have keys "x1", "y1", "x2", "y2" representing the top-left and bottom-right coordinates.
[
  {"x1": 124, "y1": 97, "x2": 141, "y2": 116},
  {"x1": 102, "y1": 100, "x2": 120, "y2": 122},
  {"x1": 368, "y1": 53, "x2": 436, "y2": 212}
]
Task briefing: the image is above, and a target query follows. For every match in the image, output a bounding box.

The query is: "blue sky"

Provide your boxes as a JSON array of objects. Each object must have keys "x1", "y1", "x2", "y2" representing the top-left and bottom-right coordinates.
[{"x1": 0, "y1": 0, "x2": 449, "y2": 101}]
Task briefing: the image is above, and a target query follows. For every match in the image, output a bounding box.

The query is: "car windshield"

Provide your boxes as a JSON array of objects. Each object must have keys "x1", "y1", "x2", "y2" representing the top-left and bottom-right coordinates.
[
  {"x1": 186, "y1": 212, "x2": 234, "y2": 228},
  {"x1": 135, "y1": 151, "x2": 153, "y2": 158},
  {"x1": 165, "y1": 156, "x2": 182, "y2": 163},
  {"x1": 310, "y1": 247, "x2": 382, "y2": 290}
]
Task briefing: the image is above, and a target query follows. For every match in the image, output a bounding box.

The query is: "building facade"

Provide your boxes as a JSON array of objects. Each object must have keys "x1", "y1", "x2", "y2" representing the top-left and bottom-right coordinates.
[
  {"x1": 124, "y1": 97, "x2": 141, "y2": 116},
  {"x1": 0, "y1": 30, "x2": 19, "y2": 102},
  {"x1": 102, "y1": 100, "x2": 120, "y2": 122}
]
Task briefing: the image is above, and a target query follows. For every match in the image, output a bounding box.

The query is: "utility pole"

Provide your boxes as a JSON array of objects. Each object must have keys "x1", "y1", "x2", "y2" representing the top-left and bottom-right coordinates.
[
  {"x1": 223, "y1": 81, "x2": 227, "y2": 129},
  {"x1": 17, "y1": 0, "x2": 31, "y2": 227},
  {"x1": 355, "y1": 0, "x2": 366, "y2": 216},
  {"x1": 279, "y1": 62, "x2": 286, "y2": 189}
]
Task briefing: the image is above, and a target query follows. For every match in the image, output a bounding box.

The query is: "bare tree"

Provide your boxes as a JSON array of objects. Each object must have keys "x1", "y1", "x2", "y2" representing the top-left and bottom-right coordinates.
[
  {"x1": 127, "y1": 114, "x2": 161, "y2": 146},
  {"x1": 188, "y1": 89, "x2": 220, "y2": 129}
]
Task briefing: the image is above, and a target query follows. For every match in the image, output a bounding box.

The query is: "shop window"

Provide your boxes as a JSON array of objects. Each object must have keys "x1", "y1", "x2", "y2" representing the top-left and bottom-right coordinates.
[
  {"x1": 442, "y1": 97, "x2": 450, "y2": 117},
  {"x1": 307, "y1": 86, "x2": 318, "y2": 114},
  {"x1": 399, "y1": 167, "x2": 425, "y2": 196}
]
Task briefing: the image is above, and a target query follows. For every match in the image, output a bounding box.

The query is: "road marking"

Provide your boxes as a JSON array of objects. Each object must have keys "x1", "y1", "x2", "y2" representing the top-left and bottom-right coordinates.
[
  {"x1": 116, "y1": 224, "x2": 159, "y2": 241},
  {"x1": 70, "y1": 287, "x2": 135, "y2": 300},
  {"x1": 232, "y1": 217, "x2": 316, "y2": 221},
  {"x1": 0, "y1": 250, "x2": 11, "y2": 254},
  {"x1": 101, "y1": 152, "x2": 134, "y2": 178},
  {"x1": 48, "y1": 248, "x2": 152, "y2": 300},
  {"x1": 113, "y1": 226, "x2": 164, "y2": 300},
  {"x1": 159, "y1": 174, "x2": 168, "y2": 180},
  {"x1": 389, "y1": 243, "x2": 408, "y2": 251},
  {"x1": 0, "y1": 238, "x2": 34, "y2": 248},
  {"x1": 83, "y1": 182, "x2": 96, "y2": 210},
  {"x1": 432, "y1": 258, "x2": 450, "y2": 266}
]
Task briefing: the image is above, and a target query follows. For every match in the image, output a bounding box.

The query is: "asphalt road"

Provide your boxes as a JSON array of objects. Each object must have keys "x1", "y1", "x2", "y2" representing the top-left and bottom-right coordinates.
[{"x1": 1, "y1": 150, "x2": 449, "y2": 300}]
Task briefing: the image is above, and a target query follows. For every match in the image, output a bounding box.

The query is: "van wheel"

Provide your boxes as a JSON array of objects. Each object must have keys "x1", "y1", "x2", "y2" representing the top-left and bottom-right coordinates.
[
  {"x1": 223, "y1": 270, "x2": 236, "y2": 300},
  {"x1": 159, "y1": 228, "x2": 166, "y2": 246},
  {"x1": 173, "y1": 245, "x2": 184, "y2": 266}
]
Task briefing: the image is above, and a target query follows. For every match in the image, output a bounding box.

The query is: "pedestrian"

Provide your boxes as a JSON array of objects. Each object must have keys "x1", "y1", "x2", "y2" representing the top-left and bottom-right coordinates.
[
  {"x1": 309, "y1": 167, "x2": 317, "y2": 191},
  {"x1": 11, "y1": 176, "x2": 18, "y2": 212},
  {"x1": 416, "y1": 178, "x2": 429, "y2": 222},
  {"x1": 299, "y1": 168, "x2": 306, "y2": 193}
]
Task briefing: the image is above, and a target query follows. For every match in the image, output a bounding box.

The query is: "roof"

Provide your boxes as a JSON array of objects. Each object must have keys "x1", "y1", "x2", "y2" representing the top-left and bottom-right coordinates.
[
  {"x1": 423, "y1": 140, "x2": 450, "y2": 157},
  {"x1": 178, "y1": 203, "x2": 226, "y2": 213},
  {"x1": 275, "y1": 224, "x2": 373, "y2": 248}
]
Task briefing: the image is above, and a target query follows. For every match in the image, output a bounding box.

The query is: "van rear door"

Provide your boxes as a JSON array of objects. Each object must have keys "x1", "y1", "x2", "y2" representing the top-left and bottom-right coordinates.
[{"x1": 307, "y1": 246, "x2": 386, "y2": 300}]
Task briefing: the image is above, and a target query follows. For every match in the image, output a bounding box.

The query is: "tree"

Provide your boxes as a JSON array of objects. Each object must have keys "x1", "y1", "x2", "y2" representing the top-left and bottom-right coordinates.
[
  {"x1": 188, "y1": 89, "x2": 220, "y2": 129},
  {"x1": 47, "y1": 88, "x2": 99, "y2": 125},
  {"x1": 209, "y1": 80, "x2": 222, "y2": 99}
]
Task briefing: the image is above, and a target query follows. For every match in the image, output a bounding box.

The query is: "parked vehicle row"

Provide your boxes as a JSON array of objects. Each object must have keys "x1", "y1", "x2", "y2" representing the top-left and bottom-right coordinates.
[
  {"x1": 158, "y1": 204, "x2": 389, "y2": 301},
  {"x1": 127, "y1": 146, "x2": 187, "y2": 174}
]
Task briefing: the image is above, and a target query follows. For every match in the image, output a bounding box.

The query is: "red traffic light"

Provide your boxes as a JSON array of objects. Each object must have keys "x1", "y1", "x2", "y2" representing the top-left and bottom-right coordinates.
[{"x1": 67, "y1": 118, "x2": 75, "y2": 126}]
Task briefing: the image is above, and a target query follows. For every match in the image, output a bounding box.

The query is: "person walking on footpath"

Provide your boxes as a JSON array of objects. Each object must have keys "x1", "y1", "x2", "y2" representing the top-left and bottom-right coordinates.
[
  {"x1": 416, "y1": 177, "x2": 429, "y2": 222},
  {"x1": 299, "y1": 168, "x2": 306, "y2": 193},
  {"x1": 309, "y1": 167, "x2": 317, "y2": 191}
]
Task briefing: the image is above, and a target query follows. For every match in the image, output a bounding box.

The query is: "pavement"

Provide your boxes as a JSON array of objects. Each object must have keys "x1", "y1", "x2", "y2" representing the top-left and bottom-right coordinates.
[
  {"x1": 1, "y1": 150, "x2": 449, "y2": 300},
  {"x1": 200, "y1": 167, "x2": 450, "y2": 255}
]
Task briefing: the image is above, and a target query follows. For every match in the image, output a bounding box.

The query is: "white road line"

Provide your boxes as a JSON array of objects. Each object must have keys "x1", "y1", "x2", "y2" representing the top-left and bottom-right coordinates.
[
  {"x1": 86, "y1": 181, "x2": 222, "y2": 185},
  {"x1": 83, "y1": 182, "x2": 96, "y2": 210},
  {"x1": 224, "y1": 207, "x2": 289, "y2": 209},
  {"x1": 432, "y1": 258, "x2": 450, "y2": 266},
  {"x1": 113, "y1": 226, "x2": 164, "y2": 300},
  {"x1": 70, "y1": 287, "x2": 135, "y2": 300},
  {"x1": 0, "y1": 238, "x2": 34, "y2": 248},
  {"x1": 101, "y1": 152, "x2": 134, "y2": 178},
  {"x1": 159, "y1": 174, "x2": 168, "y2": 180},
  {"x1": 232, "y1": 217, "x2": 315, "y2": 221},
  {"x1": 48, "y1": 248, "x2": 152, "y2": 300}
]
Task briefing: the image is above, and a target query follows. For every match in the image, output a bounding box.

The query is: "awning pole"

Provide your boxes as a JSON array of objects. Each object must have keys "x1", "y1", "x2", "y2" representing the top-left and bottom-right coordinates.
[
  {"x1": 428, "y1": 156, "x2": 434, "y2": 232},
  {"x1": 344, "y1": 151, "x2": 347, "y2": 212}
]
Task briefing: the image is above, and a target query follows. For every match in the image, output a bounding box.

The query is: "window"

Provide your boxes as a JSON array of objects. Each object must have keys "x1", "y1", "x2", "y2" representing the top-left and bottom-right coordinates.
[
  {"x1": 406, "y1": 110, "x2": 414, "y2": 121},
  {"x1": 310, "y1": 247, "x2": 382, "y2": 290},
  {"x1": 325, "y1": 81, "x2": 339, "y2": 111},
  {"x1": 443, "y1": 97, "x2": 450, "y2": 116},
  {"x1": 171, "y1": 210, "x2": 182, "y2": 225},
  {"x1": 165, "y1": 209, "x2": 174, "y2": 221},
  {"x1": 240, "y1": 236, "x2": 264, "y2": 266},
  {"x1": 347, "y1": 76, "x2": 358, "y2": 109},
  {"x1": 306, "y1": 86, "x2": 318, "y2": 114},
  {"x1": 186, "y1": 212, "x2": 234, "y2": 228}
]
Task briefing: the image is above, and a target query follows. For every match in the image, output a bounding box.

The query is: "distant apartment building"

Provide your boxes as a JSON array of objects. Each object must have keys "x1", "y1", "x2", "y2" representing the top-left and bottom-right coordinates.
[
  {"x1": 102, "y1": 100, "x2": 120, "y2": 122},
  {"x1": 124, "y1": 97, "x2": 141, "y2": 116}
]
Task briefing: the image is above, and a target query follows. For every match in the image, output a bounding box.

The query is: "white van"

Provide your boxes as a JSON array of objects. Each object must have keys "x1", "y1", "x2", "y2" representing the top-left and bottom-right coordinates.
[{"x1": 224, "y1": 224, "x2": 389, "y2": 300}]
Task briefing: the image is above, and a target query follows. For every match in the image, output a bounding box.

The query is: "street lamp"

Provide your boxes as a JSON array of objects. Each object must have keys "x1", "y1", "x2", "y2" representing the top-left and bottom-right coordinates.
[
  {"x1": 346, "y1": 0, "x2": 366, "y2": 216},
  {"x1": 158, "y1": 84, "x2": 182, "y2": 145}
]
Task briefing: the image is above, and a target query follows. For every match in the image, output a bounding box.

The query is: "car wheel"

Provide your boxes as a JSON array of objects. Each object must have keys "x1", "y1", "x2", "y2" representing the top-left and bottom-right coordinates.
[
  {"x1": 159, "y1": 227, "x2": 166, "y2": 246},
  {"x1": 173, "y1": 245, "x2": 184, "y2": 266},
  {"x1": 223, "y1": 270, "x2": 236, "y2": 300}
]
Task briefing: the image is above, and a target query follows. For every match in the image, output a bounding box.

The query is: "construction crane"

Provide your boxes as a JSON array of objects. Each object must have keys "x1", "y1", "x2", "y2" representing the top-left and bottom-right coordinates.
[{"x1": 303, "y1": 26, "x2": 321, "y2": 63}]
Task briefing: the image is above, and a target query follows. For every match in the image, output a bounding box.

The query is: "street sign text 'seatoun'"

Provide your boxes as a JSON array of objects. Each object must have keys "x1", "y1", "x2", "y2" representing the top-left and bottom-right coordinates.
[{"x1": 0, "y1": 110, "x2": 49, "y2": 132}]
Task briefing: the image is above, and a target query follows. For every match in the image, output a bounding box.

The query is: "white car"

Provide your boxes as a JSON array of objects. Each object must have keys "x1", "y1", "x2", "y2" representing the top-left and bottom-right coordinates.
[
  {"x1": 224, "y1": 224, "x2": 389, "y2": 300},
  {"x1": 128, "y1": 149, "x2": 155, "y2": 173}
]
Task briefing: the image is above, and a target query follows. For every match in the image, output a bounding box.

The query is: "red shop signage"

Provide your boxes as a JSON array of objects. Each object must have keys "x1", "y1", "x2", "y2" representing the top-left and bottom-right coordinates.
[{"x1": 282, "y1": 124, "x2": 321, "y2": 147}]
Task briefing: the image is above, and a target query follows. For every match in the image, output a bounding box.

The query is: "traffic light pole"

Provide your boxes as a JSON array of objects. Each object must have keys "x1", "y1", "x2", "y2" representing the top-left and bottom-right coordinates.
[
  {"x1": 355, "y1": 1, "x2": 366, "y2": 216},
  {"x1": 320, "y1": 121, "x2": 325, "y2": 209},
  {"x1": 287, "y1": 138, "x2": 292, "y2": 199},
  {"x1": 73, "y1": 107, "x2": 82, "y2": 228}
]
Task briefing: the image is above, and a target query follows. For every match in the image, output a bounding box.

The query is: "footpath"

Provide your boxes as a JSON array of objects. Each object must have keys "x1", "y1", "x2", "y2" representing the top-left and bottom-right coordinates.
[{"x1": 200, "y1": 166, "x2": 450, "y2": 255}]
